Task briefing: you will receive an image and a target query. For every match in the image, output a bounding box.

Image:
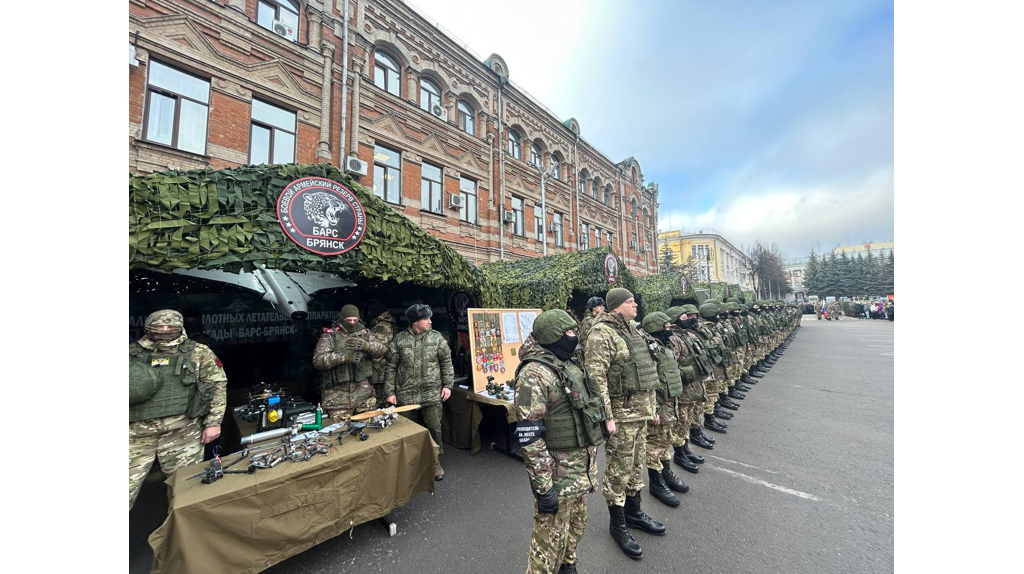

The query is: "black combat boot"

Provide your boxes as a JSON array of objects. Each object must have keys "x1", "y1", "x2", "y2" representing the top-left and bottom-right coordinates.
[
  {"x1": 714, "y1": 405, "x2": 733, "y2": 419},
  {"x1": 741, "y1": 372, "x2": 758, "y2": 384},
  {"x1": 698, "y1": 426, "x2": 716, "y2": 444},
  {"x1": 728, "y1": 387, "x2": 746, "y2": 400},
  {"x1": 704, "y1": 413, "x2": 728, "y2": 433},
  {"x1": 624, "y1": 493, "x2": 666, "y2": 535},
  {"x1": 689, "y1": 428, "x2": 714, "y2": 449},
  {"x1": 673, "y1": 446, "x2": 699, "y2": 473},
  {"x1": 682, "y1": 441, "x2": 704, "y2": 464},
  {"x1": 647, "y1": 467, "x2": 680, "y2": 507},
  {"x1": 735, "y1": 382, "x2": 751, "y2": 392},
  {"x1": 756, "y1": 361, "x2": 770, "y2": 373},
  {"x1": 718, "y1": 395, "x2": 739, "y2": 410},
  {"x1": 662, "y1": 460, "x2": 691, "y2": 492},
  {"x1": 750, "y1": 368, "x2": 765, "y2": 378},
  {"x1": 608, "y1": 505, "x2": 643, "y2": 559},
  {"x1": 558, "y1": 563, "x2": 578, "y2": 574}
]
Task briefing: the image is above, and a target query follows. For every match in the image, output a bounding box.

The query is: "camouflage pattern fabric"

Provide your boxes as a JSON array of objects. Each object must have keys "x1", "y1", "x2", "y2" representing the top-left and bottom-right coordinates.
[
  {"x1": 321, "y1": 385, "x2": 376, "y2": 425},
  {"x1": 368, "y1": 313, "x2": 398, "y2": 406},
  {"x1": 401, "y1": 404, "x2": 444, "y2": 455},
  {"x1": 128, "y1": 415, "x2": 203, "y2": 510},
  {"x1": 384, "y1": 328, "x2": 455, "y2": 406},
  {"x1": 601, "y1": 420, "x2": 648, "y2": 506},
  {"x1": 526, "y1": 494, "x2": 588, "y2": 574},
  {"x1": 134, "y1": 334, "x2": 228, "y2": 428},
  {"x1": 313, "y1": 321, "x2": 387, "y2": 420},
  {"x1": 584, "y1": 312, "x2": 656, "y2": 423},
  {"x1": 645, "y1": 414, "x2": 675, "y2": 471},
  {"x1": 577, "y1": 309, "x2": 598, "y2": 353}
]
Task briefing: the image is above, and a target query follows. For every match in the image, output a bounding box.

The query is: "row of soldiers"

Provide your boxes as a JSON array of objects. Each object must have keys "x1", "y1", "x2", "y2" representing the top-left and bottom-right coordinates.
[{"x1": 513, "y1": 289, "x2": 801, "y2": 573}]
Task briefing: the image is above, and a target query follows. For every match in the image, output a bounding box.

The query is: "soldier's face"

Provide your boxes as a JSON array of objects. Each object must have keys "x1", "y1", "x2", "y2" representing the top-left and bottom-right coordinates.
[
  {"x1": 147, "y1": 325, "x2": 181, "y2": 342},
  {"x1": 342, "y1": 317, "x2": 359, "y2": 325},
  {"x1": 614, "y1": 297, "x2": 638, "y2": 321},
  {"x1": 593, "y1": 305, "x2": 604, "y2": 314},
  {"x1": 412, "y1": 318, "x2": 432, "y2": 332}
]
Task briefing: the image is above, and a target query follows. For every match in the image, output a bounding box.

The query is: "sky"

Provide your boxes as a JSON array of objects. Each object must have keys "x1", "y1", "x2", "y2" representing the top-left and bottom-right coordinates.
[{"x1": 407, "y1": 0, "x2": 894, "y2": 260}]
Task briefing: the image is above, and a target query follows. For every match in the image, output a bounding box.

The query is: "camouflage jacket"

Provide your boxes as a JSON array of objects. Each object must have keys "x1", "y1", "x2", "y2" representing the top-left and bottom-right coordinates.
[
  {"x1": 368, "y1": 314, "x2": 398, "y2": 386},
  {"x1": 666, "y1": 333, "x2": 706, "y2": 403},
  {"x1": 384, "y1": 328, "x2": 455, "y2": 406},
  {"x1": 312, "y1": 322, "x2": 388, "y2": 382},
  {"x1": 135, "y1": 334, "x2": 227, "y2": 428},
  {"x1": 584, "y1": 312, "x2": 655, "y2": 423},
  {"x1": 578, "y1": 310, "x2": 598, "y2": 352},
  {"x1": 513, "y1": 344, "x2": 598, "y2": 497}
]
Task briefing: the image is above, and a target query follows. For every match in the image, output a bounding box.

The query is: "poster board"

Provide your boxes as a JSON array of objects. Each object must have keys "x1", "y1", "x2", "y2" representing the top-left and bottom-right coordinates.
[{"x1": 466, "y1": 307, "x2": 542, "y2": 392}]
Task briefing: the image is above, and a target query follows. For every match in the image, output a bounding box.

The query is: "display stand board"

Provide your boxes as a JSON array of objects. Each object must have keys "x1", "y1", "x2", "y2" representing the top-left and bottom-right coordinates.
[{"x1": 466, "y1": 307, "x2": 541, "y2": 392}]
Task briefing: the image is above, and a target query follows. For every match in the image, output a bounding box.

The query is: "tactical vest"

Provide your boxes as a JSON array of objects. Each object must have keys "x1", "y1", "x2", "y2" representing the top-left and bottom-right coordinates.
[
  {"x1": 734, "y1": 318, "x2": 749, "y2": 345},
  {"x1": 603, "y1": 322, "x2": 660, "y2": 397},
  {"x1": 515, "y1": 353, "x2": 606, "y2": 449},
  {"x1": 322, "y1": 331, "x2": 374, "y2": 386},
  {"x1": 128, "y1": 340, "x2": 208, "y2": 422},
  {"x1": 652, "y1": 345, "x2": 683, "y2": 404},
  {"x1": 679, "y1": 330, "x2": 713, "y2": 375},
  {"x1": 696, "y1": 324, "x2": 724, "y2": 364}
]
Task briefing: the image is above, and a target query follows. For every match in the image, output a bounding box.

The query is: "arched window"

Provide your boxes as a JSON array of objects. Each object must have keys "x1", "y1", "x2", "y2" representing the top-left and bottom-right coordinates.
[
  {"x1": 530, "y1": 143, "x2": 542, "y2": 167},
  {"x1": 374, "y1": 51, "x2": 400, "y2": 97},
  {"x1": 603, "y1": 185, "x2": 611, "y2": 205},
  {"x1": 419, "y1": 77, "x2": 441, "y2": 113},
  {"x1": 458, "y1": 101, "x2": 475, "y2": 135},
  {"x1": 508, "y1": 131, "x2": 522, "y2": 160},
  {"x1": 631, "y1": 198, "x2": 638, "y2": 217},
  {"x1": 577, "y1": 172, "x2": 587, "y2": 194},
  {"x1": 550, "y1": 154, "x2": 560, "y2": 180},
  {"x1": 591, "y1": 179, "x2": 601, "y2": 199}
]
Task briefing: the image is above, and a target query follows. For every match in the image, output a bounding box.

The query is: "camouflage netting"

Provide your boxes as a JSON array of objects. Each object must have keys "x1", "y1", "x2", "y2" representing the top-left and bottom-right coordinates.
[
  {"x1": 128, "y1": 163, "x2": 501, "y2": 306},
  {"x1": 481, "y1": 247, "x2": 637, "y2": 311},
  {"x1": 634, "y1": 274, "x2": 751, "y2": 313}
]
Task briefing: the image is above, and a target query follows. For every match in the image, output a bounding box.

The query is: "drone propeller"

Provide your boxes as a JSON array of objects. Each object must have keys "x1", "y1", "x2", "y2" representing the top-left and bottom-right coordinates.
[{"x1": 349, "y1": 404, "x2": 421, "y2": 421}]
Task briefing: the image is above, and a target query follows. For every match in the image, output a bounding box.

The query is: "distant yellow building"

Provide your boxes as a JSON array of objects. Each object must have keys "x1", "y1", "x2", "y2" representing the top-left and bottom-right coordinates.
[
  {"x1": 657, "y1": 228, "x2": 752, "y2": 288},
  {"x1": 834, "y1": 241, "x2": 894, "y2": 257}
]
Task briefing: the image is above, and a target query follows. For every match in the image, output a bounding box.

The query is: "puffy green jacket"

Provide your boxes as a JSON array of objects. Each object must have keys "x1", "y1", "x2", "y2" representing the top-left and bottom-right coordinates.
[{"x1": 384, "y1": 328, "x2": 455, "y2": 406}]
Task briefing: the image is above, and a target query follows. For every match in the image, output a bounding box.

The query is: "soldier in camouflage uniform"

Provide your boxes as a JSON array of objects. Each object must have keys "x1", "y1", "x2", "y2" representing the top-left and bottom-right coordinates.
[
  {"x1": 513, "y1": 310, "x2": 607, "y2": 574},
  {"x1": 729, "y1": 303, "x2": 756, "y2": 391},
  {"x1": 585, "y1": 288, "x2": 665, "y2": 560},
  {"x1": 367, "y1": 304, "x2": 398, "y2": 407},
  {"x1": 695, "y1": 302, "x2": 733, "y2": 432},
  {"x1": 671, "y1": 305, "x2": 720, "y2": 448},
  {"x1": 664, "y1": 306, "x2": 712, "y2": 462},
  {"x1": 715, "y1": 304, "x2": 746, "y2": 406},
  {"x1": 313, "y1": 304, "x2": 388, "y2": 425},
  {"x1": 129, "y1": 310, "x2": 227, "y2": 510},
  {"x1": 385, "y1": 304, "x2": 455, "y2": 481},
  {"x1": 639, "y1": 312, "x2": 692, "y2": 505},
  {"x1": 577, "y1": 296, "x2": 604, "y2": 353}
]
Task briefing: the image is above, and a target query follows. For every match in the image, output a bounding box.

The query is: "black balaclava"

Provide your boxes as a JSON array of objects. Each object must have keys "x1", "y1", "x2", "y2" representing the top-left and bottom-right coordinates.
[
  {"x1": 678, "y1": 317, "x2": 698, "y2": 329},
  {"x1": 652, "y1": 329, "x2": 672, "y2": 343},
  {"x1": 542, "y1": 333, "x2": 579, "y2": 361}
]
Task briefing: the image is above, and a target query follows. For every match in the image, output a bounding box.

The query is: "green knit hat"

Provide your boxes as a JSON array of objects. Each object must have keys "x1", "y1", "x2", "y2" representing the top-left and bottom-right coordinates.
[
  {"x1": 605, "y1": 288, "x2": 634, "y2": 312},
  {"x1": 340, "y1": 304, "x2": 360, "y2": 319}
]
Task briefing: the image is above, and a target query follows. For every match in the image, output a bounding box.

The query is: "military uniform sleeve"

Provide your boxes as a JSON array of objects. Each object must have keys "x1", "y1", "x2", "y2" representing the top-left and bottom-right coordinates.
[
  {"x1": 384, "y1": 339, "x2": 400, "y2": 397},
  {"x1": 364, "y1": 332, "x2": 388, "y2": 358},
  {"x1": 514, "y1": 364, "x2": 554, "y2": 494},
  {"x1": 584, "y1": 325, "x2": 615, "y2": 416},
  {"x1": 312, "y1": 332, "x2": 352, "y2": 370},
  {"x1": 436, "y1": 333, "x2": 455, "y2": 390},
  {"x1": 194, "y1": 344, "x2": 228, "y2": 428}
]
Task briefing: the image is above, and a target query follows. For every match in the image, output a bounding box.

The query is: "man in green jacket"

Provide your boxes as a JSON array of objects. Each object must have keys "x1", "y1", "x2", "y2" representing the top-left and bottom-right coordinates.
[{"x1": 385, "y1": 304, "x2": 455, "y2": 480}]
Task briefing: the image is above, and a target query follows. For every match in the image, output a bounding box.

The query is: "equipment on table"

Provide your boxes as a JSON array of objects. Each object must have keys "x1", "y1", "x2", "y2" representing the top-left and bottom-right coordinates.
[
  {"x1": 233, "y1": 383, "x2": 320, "y2": 433},
  {"x1": 187, "y1": 446, "x2": 256, "y2": 484}
]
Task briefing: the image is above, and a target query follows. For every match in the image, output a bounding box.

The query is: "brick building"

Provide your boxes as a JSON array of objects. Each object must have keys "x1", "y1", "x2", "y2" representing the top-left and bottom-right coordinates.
[{"x1": 129, "y1": 0, "x2": 660, "y2": 274}]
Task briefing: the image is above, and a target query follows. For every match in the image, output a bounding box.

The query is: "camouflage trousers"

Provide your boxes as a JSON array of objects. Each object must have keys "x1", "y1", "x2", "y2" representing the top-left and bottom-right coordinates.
[
  {"x1": 645, "y1": 418, "x2": 674, "y2": 471},
  {"x1": 129, "y1": 414, "x2": 203, "y2": 511},
  {"x1": 724, "y1": 358, "x2": 742, "y2": 387},
  {"x1": 602, "y1": 420, "x2": 647, "y2": 506},
  {"x1": 673, "y1": 401, "x2": 705, "y2": 447},
  {"x1": 703, "y1": 370, "x2": 725, "y2": 414},
  {"x1": 526, "y1": 494, "x2": 587, "y2": 574},
  {"x1": 401, "y1": 403, "x2": 444, "y2": 455},
  {"x1": 322, "y1": 380, "x2": 377, "y2": 426}
]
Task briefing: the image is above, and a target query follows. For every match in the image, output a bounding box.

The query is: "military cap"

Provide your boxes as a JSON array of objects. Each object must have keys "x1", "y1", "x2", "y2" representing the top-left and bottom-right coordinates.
[
  {"x1": 641, "y1": 312, "x2": 671, "y2": 334},
  {"x1": 666, "y1": 306, "x2": 687, "y2": 320},
  {"x1": 681, "y1": 304, "x2": 699, "y2": 315},
  {"x1": 698, "y1": 302, "x2": 720, "y2": 319},
  {"x1": 586, "y1": 296, "x2": 605, "y2": 310},
  {"x1": 533, "y1": 309, "x2": 578, "y2": 345},
  {"x1": 145, "y1": 310, "x2": 184, "y2": 329}
]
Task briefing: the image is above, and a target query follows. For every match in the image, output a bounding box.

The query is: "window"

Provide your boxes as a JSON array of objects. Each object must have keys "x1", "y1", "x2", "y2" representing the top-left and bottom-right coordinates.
[
  {"x1": 420, "y1": 163, "x2": 443, "y2": 214},
  {"x1": 249, "y1": 98, "x2": 296, "y2": 165},
  {"x1": 594, "y1": 226, "x2": 602, "y2": 247},
  {"x1": 553, "y1": 212, "x2": 564, "y2": 247},
  {"x1": 530, "y1": 143, "x2": 542, "y2": 167},
  {"x1": 535, "y1": 210, "x2": 544, "y2": 241},
  {"x1": 374, "y1": 51, "x2": 401, "y2": 97},
  {"x1": 577, "y1": 174, "x2": 586, "y2": 194},
  {"x1": 607, "y1": 232, "x2": 614, "y2": 247},
  {"x1": 511, "y1": 197, "x2": 525, "y2": 236},
  {"x1": 550, "y1": 155, "x2": 560, "y2": 180},
  {"x1": 257, "y1": 1, "x2": 299, "y2": 41},
  {"x1": 144, "y1": 61, "x2": 210, "y2": 154},
  {"x1": 591, "y1": 180, "x2": 600, "y2": 199},
  {"x1": 373, "y1": 145, "x2": 402, "y2": 204},
  {"x1": 458, "y1": 101, "x2": 475, "y2": 135},
  {"x1": 631, "y1": 233, "x2": 637, "y2": 251},
  {"x1": 419, "y1": 77, "x2": 441, "y2": 113},
  {"x1": 631, "y1": 198, "x2": 638, "y2": 217},
  {"x1": 508, "y1": 131, "x2": 522, "y2": 160},
  {"x1": 459, "y1": 177, "x2": 478, "y2": 224},
  {"x1": 603, "y1": 186, "x2": 611, "y2": 205},
  {"x1": 580, "y1": 222, "x2": 590, "y2": 249}
]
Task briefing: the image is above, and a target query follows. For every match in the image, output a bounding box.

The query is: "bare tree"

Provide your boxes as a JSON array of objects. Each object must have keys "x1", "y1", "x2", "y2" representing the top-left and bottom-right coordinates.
[{"x1": 740, "y1": 241, "x2": 791, "y2": 298}]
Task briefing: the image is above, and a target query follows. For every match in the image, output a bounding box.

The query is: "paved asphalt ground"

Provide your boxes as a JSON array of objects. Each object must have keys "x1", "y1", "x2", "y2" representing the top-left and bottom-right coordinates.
[{"x1": 130, "y1": 315, "x2": 894, "y2": 574}]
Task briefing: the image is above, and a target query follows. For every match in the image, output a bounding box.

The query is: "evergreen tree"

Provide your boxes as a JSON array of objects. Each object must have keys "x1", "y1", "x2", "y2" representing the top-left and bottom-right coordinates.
[
  {"x1": 804, "y1": 250, "x2": 820, "y2": 294},
  {"x1": 660, "y1": 245, "x2": 679, "y2": 273},
  {"x1": 854, "y1": 252, "x2": 867, "y2": 296},
  {"x1": 883, "y1": 251, "x2": 895, "y2": 294},
  {"x1": 837, "y1": 252, "x2": 855, "y2": 296},
  {"x1": 819, "y1": 252, "x2": 840, "y2": 297}
]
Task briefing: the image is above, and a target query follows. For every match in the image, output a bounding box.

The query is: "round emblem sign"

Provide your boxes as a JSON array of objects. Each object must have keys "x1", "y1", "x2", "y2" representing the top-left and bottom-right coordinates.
[
  {"x1": 604, "y1": 253, "x2": 619, "y2": 284},
  {"x1": 277, "y1": 177, "x2": 366, "y2": 255}
]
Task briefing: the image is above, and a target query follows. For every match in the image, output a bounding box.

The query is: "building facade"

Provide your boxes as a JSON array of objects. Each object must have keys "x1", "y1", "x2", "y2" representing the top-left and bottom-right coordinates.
[
  {"x1": 128, "y1": 0, "x2": 659, "y2": 274},
  {"x1": 657, "y1": 229, "x2": 752, "y2": 289},
  {"x1": 783, "y1": 257, "x2": 807, "y2": 300},
  {"x1": 833, "y1": 241, "x2": 894, "y2": 258}
]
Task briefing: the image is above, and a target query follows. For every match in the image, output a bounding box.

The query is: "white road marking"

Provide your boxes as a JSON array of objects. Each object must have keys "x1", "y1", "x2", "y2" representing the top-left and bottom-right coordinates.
[
  {"x1": 881, "y1": 353, "x2": 894, "y2": 356},
  {"x1": 867, "y1": 345, "x2": 893, "y2": 348},
  {"x1": 709, "y1": 466, "x2": 821, "y2": 501},
  {"x1": 705, "y1": 455, "x2": 780, "y2": 474}
]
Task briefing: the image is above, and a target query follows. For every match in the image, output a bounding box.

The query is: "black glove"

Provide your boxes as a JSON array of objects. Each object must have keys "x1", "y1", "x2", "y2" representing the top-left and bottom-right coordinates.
[{"x1": 534, "y1": 487, "x2": 559, "y2": 514}]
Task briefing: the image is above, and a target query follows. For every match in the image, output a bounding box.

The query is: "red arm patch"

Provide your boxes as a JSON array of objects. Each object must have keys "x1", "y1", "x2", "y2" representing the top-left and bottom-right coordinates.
[{"x1": 215, "y1": 358, "x2": 223, "y2": 367}]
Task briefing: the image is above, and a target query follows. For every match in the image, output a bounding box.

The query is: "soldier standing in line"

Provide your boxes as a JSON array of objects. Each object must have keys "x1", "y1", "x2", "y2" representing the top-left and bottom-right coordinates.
[
  {"x1": 513, "y1": 310, "x2": 607, "y2": 574},
  {"x1": 577, "y1": 296, "x2": 605, "y2": 352},
  {"x1": 694, "y1": 302, "x2": 733, "y2": 431},
  {"x1": 586, "y1": 288, "x2": 665, "y2": 560},
  {"x1": 664, "y1": 306, "x2": 711, "y2": 464},
  {"x1": 313, "y1": 305, "x2": 388, "y2": 425},
  {"x1": 129, "y1": 309, "x2": 227, "y2": 511},
  {"x1": 672, "y1": 305, "x2": 719, "y2": 449},
  {"x1": 639, "y1": 312, "x2": 692, "y2": 506},
  {"x1": 367, "y1": 304, "x2": 398, "y2": 408},
  {"x1": 385, "y1": 304, "x2": 455, "y2": 481}
]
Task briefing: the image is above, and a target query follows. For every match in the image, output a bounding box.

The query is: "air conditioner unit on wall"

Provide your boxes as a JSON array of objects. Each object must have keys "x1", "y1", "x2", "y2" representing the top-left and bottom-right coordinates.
[
  {"x1": 630, "y1": 241, "x2": 638, "y2": 250},
  {"x1": 548, "y1": 222, "x2": 560, "y2": 232},
  {"x1": 272, "y1": 19, "x2": 295, "y2": 40},
  {"x1": 449, "y1": 194, "x2": 464, "y2": 209},
  {"x1": 430, "y1": 103, "x2": 448, "y2": 121},
  {"x1": 503, "y1": 210, "x2": 516, "y2": 223},
  {"x1": 344, "y1": 156, "x2": 367, "y2": 177}
]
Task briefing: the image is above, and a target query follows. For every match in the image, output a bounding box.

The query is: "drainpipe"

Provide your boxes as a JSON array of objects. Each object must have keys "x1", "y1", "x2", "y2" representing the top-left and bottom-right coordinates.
[
  {"x1": 617, "y1": 171, "x2": 625, "y2": 262},
  {"x1": 338, "y1": 0, "x2": 350, "y2": 162},
  {"x1": 573, "y1": 134, "x2": 580, "y2": 249},
  {"x1": 497, "y1": 79, "x2": 506, "y2": 260}
]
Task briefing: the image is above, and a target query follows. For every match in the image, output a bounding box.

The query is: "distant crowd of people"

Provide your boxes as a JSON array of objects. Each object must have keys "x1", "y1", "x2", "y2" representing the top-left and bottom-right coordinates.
[{"x1": 810, "y1": 299, "x2": 893, "y2": 321}]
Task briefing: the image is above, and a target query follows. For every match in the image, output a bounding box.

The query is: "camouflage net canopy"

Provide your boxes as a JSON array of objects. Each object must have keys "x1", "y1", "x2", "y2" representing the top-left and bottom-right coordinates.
[
  {"x1": 481, "y1": 247, "x2": 637, "y2": 311},
  {"x1": 635, "y1": 274, "x2": 748, "y2": 313},
  {"x1": 128, "y1": 163, "x2": 501, "y2": 306}
]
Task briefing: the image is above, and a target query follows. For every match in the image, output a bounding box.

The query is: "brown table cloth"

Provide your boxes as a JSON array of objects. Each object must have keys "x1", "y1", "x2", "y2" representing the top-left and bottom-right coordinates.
[{"x1": 148, "y1": 417, "x2": 436, "y2": 574}]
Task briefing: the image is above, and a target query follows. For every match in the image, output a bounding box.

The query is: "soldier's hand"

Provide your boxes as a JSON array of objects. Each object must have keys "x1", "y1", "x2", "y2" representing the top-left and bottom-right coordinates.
[
  {"x1": 441, "y1": 388, "x2": 451, "y2": 402},
  {"x1": 387, "y1": 395, "x2": 397, "y2": 405},
  {"x1": 201, "y1": 425, "x2": 221, "y2": 444},
  {"x1": 606, "y1": 419, "x2": 616, "y2": 434},
  {"x1": 342, "y1": 338, "x2": 364, "y2": 351},
  {"x1": 653, "y1": 413, "x2": 660, "y2": 426},
  {"x1": 535, "y1": 488, "x2": 559, "y2": 514}
]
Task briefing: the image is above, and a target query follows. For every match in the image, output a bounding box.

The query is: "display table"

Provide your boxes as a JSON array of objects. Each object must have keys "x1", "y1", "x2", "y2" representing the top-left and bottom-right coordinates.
[
  {"x1": 148, "y1": 417, "x2": 437, "y2": 574},
  {"x1": 439, "y1": 387, "x2": 517, "y2": 455}
]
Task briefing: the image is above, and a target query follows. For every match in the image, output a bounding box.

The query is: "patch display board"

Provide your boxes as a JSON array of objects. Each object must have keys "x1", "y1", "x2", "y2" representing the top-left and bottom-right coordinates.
[{"x1": 467, "y1": 308, "x2": 542, "y2": 392}]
